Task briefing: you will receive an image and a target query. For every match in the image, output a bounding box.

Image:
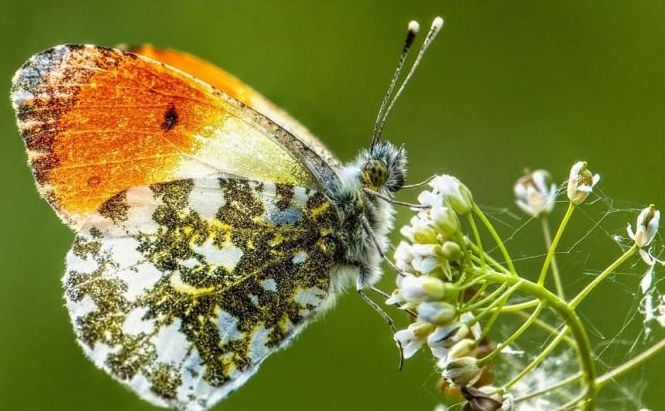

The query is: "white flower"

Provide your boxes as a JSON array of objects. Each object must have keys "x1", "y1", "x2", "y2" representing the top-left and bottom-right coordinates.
[
  {"x1": 566, "y1": 161, "x2": 600, "y2": 205},
  {"x1": 394, "y1": 321, "x2": 434, "y2": 359},
  {"x1": 430, "y1": 175, "x2": 473, "y2": 215},
  {"x1": 400, "y1": 274, "x2": 446, "y2": 302},
  {"x1": 418, "y1": 189, "x2": 443, "y2": 209},
  {"x1": 460, "y1": 312, "x2": 483, "y2": 340},
  {"x1": 427, "y1": 323, "x2": 470, "y2": 358},
  {"x1": 514, "y1": 169, "x2": 556, "y2": 217},
  {"x1": 393, "y1": 241, "x2": 415, "y2": 272},
  {"x1": 417, "y1": 302, "x2": 456, "y2": 326},
  {"x1": 430, "y1": 205, "x2": 460, "y2": 237},
  {"x1": 442, "y1": 356, "x2": 482, "y2": 386},
  {"x1": 441, "y1": 241, "x2": 463, "y2": 261},
  {"x1": 501, "y1": 393, "x2": 515, "y2": 410},
  {"x1": 463, "y1": 386, "x2": 504, "y2": 411},
  {"x1": 411, "y1": 244, "x2": 442, "y2": 273},
  {"x1": 447, "y1": 338, "x2": 476, "y2": 360},
  {"x1": 400, "y1": 216, "x2": 437, "y2": 244},
  {"x1": 627, "y1": 205, "x2": 660, "y2": 248},
  {"x1": 627, "y1": 205, "x2": 662, "y2": 265}
]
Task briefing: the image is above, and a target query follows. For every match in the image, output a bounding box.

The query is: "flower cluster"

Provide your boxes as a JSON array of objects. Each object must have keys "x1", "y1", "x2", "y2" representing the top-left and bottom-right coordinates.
[
  {"x1": 388, "y1": 176, "x2": 504, "y2": 410},
  {"x1": 387, "y1": 162, "x2": 663, "y2": 411}
]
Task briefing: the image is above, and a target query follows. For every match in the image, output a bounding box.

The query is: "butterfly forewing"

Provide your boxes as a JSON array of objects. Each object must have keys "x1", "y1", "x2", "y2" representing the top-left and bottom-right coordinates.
[
  {"x1": 64, "y1": 176, "x2": 340, "y2": 410},
  {"x1": 11, "y1": 45, "x2": 338, "y2": 229}
]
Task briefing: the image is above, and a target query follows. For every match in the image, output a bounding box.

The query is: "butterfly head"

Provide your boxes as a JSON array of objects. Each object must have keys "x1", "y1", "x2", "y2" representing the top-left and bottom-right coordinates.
[
  {"x1": 360, "y1": 17, "x2": 442, "y2": 195},
  {"x1": 360, "y1": 140, "x2": 407, "y2": 193}
]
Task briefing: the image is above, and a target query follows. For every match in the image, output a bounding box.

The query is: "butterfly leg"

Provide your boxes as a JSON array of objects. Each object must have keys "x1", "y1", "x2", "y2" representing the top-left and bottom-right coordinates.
[
  {"x1": 356, "y1": 272, "x2": 404, "y2": 371},
  {"x1": 360, "y1": 216, "x2": 406, "y2": 279}
]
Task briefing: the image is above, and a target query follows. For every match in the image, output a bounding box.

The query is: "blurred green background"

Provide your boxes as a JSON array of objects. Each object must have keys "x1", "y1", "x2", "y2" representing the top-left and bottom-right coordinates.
[{"x1": 0, "y1": 1, "x2": 663, "y2": 410}]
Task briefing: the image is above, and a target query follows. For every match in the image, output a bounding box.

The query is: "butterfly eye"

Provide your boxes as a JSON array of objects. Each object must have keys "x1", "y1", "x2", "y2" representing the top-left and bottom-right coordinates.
[{"x1": 362, "y1": 159, "x2": 389, "y2": 189}]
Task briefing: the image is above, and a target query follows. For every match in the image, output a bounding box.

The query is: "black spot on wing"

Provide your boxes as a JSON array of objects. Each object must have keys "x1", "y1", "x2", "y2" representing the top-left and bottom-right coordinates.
[{"x1": 160, "y1": 103, "x2": 178, "y2": 131}]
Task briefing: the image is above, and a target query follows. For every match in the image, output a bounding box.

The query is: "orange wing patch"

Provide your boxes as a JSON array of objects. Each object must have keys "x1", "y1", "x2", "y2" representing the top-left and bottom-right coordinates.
[
  {"x1": 11, "y1": 45, "x2": 223, "y2": 228},
  {"x1": 127, "y1": 44, "x2": 255, "y2": 105},
  {"x1": 11, "y1": 45, "x2": 323, "y2": 230}
]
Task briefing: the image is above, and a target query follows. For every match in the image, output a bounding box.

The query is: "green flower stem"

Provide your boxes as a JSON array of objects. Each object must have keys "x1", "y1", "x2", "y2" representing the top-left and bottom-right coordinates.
[
  {"x1": 476, "y1": 283, "x2": 524, "y2": 342},
  {"x1": 469, "y1": 254, "x2": 510, "y2": 275},
  {"x1": 468, "y1": 281, "x2": 523, "y2": 327},
  {"x1": 496, "y1": 299, "x2": 539, "y2": 312},
  {"x1": 473, "y1": 204, "x2": 517, "y2": 275},
  {"x1": 457, "y1": 233, "x2": 473, "y2": 269},
  {"x1": 559, "y1": 390, "x2": 590, "y2": 411},
  {"x1": 513, "y1": 371, "x2": 582, "y2": 404},
  {"x1": 595, "y1": 336, "x2": 665, "y2": 388},
  {"x1": 542, "y1": 216, "x2": 565, "y2": 299},
  {"x1": 479, "y1": 302, "x2": 545, "y2": 365},
  {"x1": 468, "y1": 213, "x2": 486, "y2": 266},
  {"x1": 451, "y1": 273, "x2": 491, "y2": 291},
  {"x1": 569, "y1": 244, "x2": 638, "y2": 308},
  {"x1": 462, "y1": 283, "x2": 508, "y2": 312},
  {"x1": 465, "y1": 282, "x2": 489, "y2": 305},
  {"x1": 478, "y1": 270, "x2": 596, "y2": 410},
  {"x1": 502, "y1": 325, "x2": 569, "y2": 392},
  {"x1": 537, "y1": 202, "x2": 575, "y2": 286},
  {"x1": 511, "y1": 309, "x2": 576, "y2": 347}
]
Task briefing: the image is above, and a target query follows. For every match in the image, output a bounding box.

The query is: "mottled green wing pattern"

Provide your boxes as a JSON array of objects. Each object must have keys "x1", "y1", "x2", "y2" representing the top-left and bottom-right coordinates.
[{"x1": 63, "y1": 177, "x2": 340, "y2": 411}]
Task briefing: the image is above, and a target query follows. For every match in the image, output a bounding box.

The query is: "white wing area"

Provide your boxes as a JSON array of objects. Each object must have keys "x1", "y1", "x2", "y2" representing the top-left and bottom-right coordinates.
[{"x1": 63, "y1": 177, "x2": 339, "y2": 410}]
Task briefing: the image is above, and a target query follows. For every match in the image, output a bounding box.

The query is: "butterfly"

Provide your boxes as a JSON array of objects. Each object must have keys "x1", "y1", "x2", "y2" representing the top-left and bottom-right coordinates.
[{"x1": 10, "y1": 17, "x2": 443, "y2": 411}]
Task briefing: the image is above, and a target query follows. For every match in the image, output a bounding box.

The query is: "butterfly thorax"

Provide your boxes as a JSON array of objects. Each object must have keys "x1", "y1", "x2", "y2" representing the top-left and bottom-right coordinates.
[{"x1": 327, "y1": 141, "x2": 407, "y2": 287}]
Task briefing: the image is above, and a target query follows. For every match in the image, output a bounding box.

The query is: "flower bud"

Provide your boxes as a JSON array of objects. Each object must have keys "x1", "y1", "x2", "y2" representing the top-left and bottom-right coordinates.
[
  {"x1": 385, "y1": 289, "x2": 403, "y2": 305},
  {"x1": 401, "y1": 216, "x2": 437, "y2": 243},
  {"x1": 430, "y1": 175, "x2": 474, "y2": 215},
  {"x1": 441, "y1": 241, "x2": 463, "y2": 261},
  {"x1": 443, "y1": 356, "x2": 482, "y2": 386},
  {"x1": 428, "y1": 323, "x2": 470, "y2": 358},
  {"x1": 401, "y1": 274, "x2": 445, "y2": 302},
  {"x1": 448, "y1": 338, "x2": 476, "y2": 360},
  {"x1": 417, "y1": 302, "x2": 457, "y2": 326},
  {"x1": 513, "y1": 169, "x2": 556, "y2": 217},
  {"x1": 566, "y1": 161, "x2": 600, "y2": 205},
  {"x1": 627, "y1": 204, "x2": 660, "y2": 248},
  {"x1": 431, "y1": 205, "x2": 460, "y2": 236}
]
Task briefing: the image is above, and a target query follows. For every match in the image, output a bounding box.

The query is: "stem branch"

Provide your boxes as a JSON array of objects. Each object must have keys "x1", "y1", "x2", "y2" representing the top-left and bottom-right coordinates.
[{"x1": 538, "y1": 202, "x2": 575, "y2": 286}]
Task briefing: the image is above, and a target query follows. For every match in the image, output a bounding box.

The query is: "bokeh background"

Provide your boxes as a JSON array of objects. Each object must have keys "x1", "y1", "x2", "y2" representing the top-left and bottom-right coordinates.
[{"x1": 0, "y1": 1, "x2": 663, "y2": 410}]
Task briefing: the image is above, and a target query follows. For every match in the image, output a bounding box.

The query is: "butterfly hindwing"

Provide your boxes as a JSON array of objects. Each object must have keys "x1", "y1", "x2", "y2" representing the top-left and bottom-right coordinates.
[
  {"x1": 11, "y1": 45, "x2": 338, "y2": 229},
  {"x1": 64, "y1": 176, "x2": 340, "y2": 410}
]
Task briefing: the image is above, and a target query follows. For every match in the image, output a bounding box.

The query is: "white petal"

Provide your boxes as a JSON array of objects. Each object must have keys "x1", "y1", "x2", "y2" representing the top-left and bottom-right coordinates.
[
  {"x1": 403, "y1": 340, "x2": 423, "y2": 359},
  {"x1": 627, "y1": 223, "x2": 636, "y2": 241},
  {"x1": 639, "y1": 248, "x2": 656, "y2": 266},
  {"x1": 412, "y1": 257, "x2": 439, "y2": 274},
  {"x1": 640, "y1": 267, "x2": 654, "y2": 293}
]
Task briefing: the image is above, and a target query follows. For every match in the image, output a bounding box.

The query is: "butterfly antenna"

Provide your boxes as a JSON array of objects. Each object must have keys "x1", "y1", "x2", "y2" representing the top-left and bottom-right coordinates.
[
  {"x1": 373, "y1": 16, "x2": 444, "y2": 143},
  {"x1": 370, "y1": 20, "x2": 420, "y2": 147}
]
